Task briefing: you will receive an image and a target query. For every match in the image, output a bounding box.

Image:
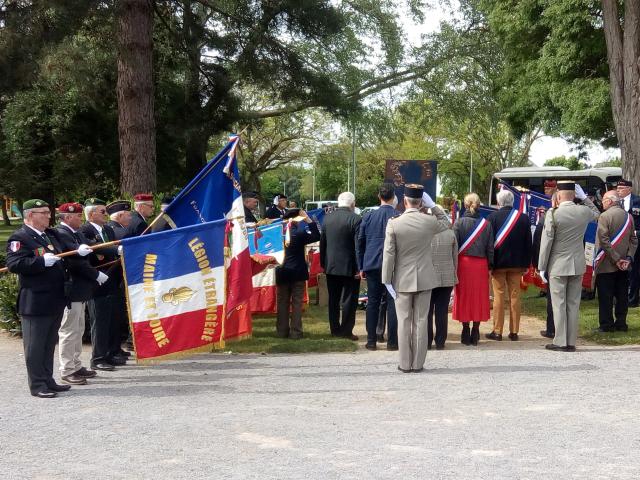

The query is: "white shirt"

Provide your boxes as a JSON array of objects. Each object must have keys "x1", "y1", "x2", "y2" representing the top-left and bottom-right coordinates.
[
  {"x1": 60, "y1": 221, "x2": 76, "y2": 233},
  {"x1": 623, "y1": 194, "x2": 631, "y2": 212},
  {"x1": 25, "y1": 224, "x2": 45, "y2": 236},
  {"x1": 90, "y1": 222, "x2": 106, "y2": 241}
]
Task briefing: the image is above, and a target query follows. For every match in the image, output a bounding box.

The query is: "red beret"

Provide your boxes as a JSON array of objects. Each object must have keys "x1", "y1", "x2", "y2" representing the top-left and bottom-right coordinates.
[
  {"x1": 544, "y1": 180, "x2": 557, "y2": 188},
  {"x1": 133, "y1": 193, "x2": 154, "y2": 202},
  {"x1": 58, "y1": 202, "x2": 84, "y2": 213}
]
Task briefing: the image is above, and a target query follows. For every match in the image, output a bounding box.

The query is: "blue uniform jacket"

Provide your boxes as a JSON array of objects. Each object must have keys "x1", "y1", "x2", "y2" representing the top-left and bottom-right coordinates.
[{"x1": 357, "y1": 204, "x2": 397, "y2": 272}]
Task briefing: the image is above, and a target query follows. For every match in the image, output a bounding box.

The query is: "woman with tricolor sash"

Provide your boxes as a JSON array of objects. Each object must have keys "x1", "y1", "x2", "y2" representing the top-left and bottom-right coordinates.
[{"x1": 452, "y1": 193, "x2": 494, "y2": 345}]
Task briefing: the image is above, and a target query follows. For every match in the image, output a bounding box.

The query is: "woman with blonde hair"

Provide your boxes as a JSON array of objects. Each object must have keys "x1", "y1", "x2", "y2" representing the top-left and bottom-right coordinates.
[{"x1": 452, "y1": 193, "x2": 494, "y2": 345}]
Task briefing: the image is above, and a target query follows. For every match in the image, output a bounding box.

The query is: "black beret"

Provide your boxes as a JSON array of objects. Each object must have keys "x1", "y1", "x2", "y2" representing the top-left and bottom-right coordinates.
[
  {"x1": 618, "y1": 179, "x2": 632, "y2": 187},
  {"x1": 242, "y1": 192, "x2": 258, "y2": 199}
]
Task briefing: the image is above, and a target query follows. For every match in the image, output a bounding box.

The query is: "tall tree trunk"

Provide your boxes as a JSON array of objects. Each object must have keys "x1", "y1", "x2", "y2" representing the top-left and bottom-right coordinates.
[
  {"x1": 117, "y1": 0, "x2": 156, "y2": 194},
  {"x1": 602, "y1": 0, "x2": 640, "y2": 192}
]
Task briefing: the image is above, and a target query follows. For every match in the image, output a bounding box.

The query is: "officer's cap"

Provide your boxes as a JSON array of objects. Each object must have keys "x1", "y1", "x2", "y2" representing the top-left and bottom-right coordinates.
[
  {"x1": 556, "y1": 181, "x2": 575, "y2": 191},
  {"x1": 404, "y1": 183, "x2": 424, "y2": 199},
  {"x1": 106, "y1": 200, "x2": 131, "y2": 215}
]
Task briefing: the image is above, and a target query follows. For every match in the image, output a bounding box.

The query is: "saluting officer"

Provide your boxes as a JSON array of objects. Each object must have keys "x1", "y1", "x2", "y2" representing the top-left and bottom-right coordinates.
[
  {"x1": 6, "y1": 200, "x2": 70, "y2": 398},
  {"x1": 538, "y1": 181, "x2": 600, "y2": 351},
  {"x1": 381, "y1": 184, "x2": 451, "y2": 372}
]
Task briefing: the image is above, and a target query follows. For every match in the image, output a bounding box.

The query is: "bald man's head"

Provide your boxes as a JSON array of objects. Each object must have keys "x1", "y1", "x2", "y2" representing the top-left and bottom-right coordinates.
[{"x1": 602, "y1": 190, "x2": 620, "y2": 210}]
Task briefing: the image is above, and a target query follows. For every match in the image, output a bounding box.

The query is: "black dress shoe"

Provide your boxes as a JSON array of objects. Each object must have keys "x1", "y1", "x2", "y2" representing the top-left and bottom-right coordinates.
[
  {"x1": 343, "y1": 334, "x2": 359, "y2": 341},
  {"x1": 565, "y1": 345, "x2": 576, "y2": 352},
  {"x1": 119, "y1": 349, "x2": 132, "y2": 357},
  {"x1": 108, "y1": 356, "x2": 127, "y2": 366},
  {"x1": 485, "y1": 331, "x2": 502, "y2": 341},
  {"x1": 435, "y1": 344, "x2": 445, "y2": 350},
  {"x1": 593, "y1": 327, "x2": 614, "y2": 333},
  {"x1": 508, "y1": 333, "x2": 519, "y2": 341},
  {"x1": 614, "y1": 324, "x2": 629, "y2": 332},
  {"x1": 47, "y1": 383, "x2": 71, "y2": 392},
  {"x1": 91, "y1": 362, "x2": 115, "y2": 371},
  {"x1": 75, "y1": 367, "x2": 97, "y2": 378},
  {"x1": 376, "y1": 334, "x2": 385, "y2": 343},
  {"x1": 365, "y1": 343, "x2": 376, "y2": 351},
  {"x1": 397, "y1": 366, "x2": 412, "y2": 373},
  {"x1": 628, "y1": 302, "x2": 639, "y2": 308},
  {"x1": 32, "y1": 390, "x2": 57, "y2": 399},
  {"x1": 545, "y1": 344, "x2": 567, "y2": 351},
  {"x1": 386, "y1": 344, "x2": 398, "y2": 351},
  {"x1": 540, "y1": 330, "x2": 554, "y2": 339},
  {"x1": 412, "y1": 367, "x2": 424, "y2": 373},
  {"x1": 461, "y1": 326, "x2": 471, "y2": 345}
]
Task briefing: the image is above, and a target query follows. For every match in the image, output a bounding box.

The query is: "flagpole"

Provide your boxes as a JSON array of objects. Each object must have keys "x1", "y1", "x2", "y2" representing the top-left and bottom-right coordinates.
[{"x1": 0, "y1": 240, "x2": 121, "y2": 274}]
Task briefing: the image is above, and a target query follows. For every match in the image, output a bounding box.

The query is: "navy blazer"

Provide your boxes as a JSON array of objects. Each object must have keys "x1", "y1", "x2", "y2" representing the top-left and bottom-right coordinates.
[
  {"x1": 357, "y1": 205, "x2": 397, "y2": 272},
  {"x1": 320, "y1": 207, "x2": 362, "y2": 276},
  {"x1": 276, "y1": 221, "x2": 321, "y2": 284},
  {"x1": 54, "y1": 224, "x2": 100, "y2": 302},
  {"x1": 125, "y1": 211, "x2": 148, "y2": 238},
  {"x1": 78, "y1": 222, "x2": 122, "y2": 296},
  {"x1": 625, "y1": 193, "x2": 640, "y2": 231},
  {"x1": 487, "y1": 206, "x2": 533, "y2": 269},
  {"x1": 5, "y1": 225, "x2": 68, "y2": 316}
]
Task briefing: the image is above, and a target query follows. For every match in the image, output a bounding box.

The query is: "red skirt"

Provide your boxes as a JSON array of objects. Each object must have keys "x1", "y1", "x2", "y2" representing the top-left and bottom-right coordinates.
[{"x1": 452, "y1": 255, "x2": 490, "y2": 322}]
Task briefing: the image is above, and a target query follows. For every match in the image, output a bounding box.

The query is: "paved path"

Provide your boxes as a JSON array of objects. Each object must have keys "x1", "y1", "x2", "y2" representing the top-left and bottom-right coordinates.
[{"x1": 1, "y1": 319, "x2": 640, "y2": 479}]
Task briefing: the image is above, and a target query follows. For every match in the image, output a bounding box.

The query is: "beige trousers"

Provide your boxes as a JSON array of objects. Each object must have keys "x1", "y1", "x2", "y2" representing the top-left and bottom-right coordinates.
[
  {"x1": 395, "y1": 290, "x2": 431, "y2": 371},
  {"x1": 491, "y1": 268, "x2": 524, "y2": 334},
  {"x1": 58, "y1": 302, "x2": 86, "y2": 376},
  {"x1": 550, "y1": 274, "x2": 583, "y2": 347}
]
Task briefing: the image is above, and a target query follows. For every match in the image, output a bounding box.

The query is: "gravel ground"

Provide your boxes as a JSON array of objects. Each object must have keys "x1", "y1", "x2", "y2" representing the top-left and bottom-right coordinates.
[{"x1": 1, "y1": 322, "x2": 640, "y2": 480}]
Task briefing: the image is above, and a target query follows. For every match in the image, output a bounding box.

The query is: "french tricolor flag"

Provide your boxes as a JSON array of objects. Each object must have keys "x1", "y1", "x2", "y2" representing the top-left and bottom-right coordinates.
[
  {"x1": 121, "y1": 220, "x2": 227, "y2": 361},
  {"x1": 162, "y1": 134, "x2": 253, "y2": 341}
]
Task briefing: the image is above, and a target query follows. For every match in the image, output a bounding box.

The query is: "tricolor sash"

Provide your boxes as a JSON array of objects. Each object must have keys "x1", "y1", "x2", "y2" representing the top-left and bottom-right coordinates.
[
  {"x1": 593, "y1": 213, "x2": 633, "y2": 269},
  {"x1": 459, "y1": 218, "x2": 489, "y2": 256},
  {"x1": 494, "y1": 209, "x2": 521, "y2": 249}
]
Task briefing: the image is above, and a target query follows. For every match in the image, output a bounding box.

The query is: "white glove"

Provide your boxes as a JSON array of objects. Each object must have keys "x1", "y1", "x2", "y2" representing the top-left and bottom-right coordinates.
[
  {"x1": 117, "y1": 245, "x2": 123, "y2": 256},
  {"x1": 77, "y1": 244, "x2": 92, "y2": 257},
  {"x1": 575, "y1": 184, "x2": 587, "y2": 200},
  {"x1": 422, "y1": 192, "x2": 436, "y2": 208},
  {"x1": 43, "y1": 253, "x2": 60, "y2": 267},
  {"x1": 539, "y1": 271, "x2": 548, "y2": 284},
  {"x1": 96, "y1": 272, "x2": 109, "y2": 285}
]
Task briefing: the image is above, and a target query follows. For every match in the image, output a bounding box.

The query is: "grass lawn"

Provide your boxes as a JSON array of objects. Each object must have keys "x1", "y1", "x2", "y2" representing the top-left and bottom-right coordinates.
[
  {"x1": 222, "y1": 300, "x2": 357, "y2": 354},
  {"x1": 521, "y1": 289, "x2": 640, "y2": 345}
]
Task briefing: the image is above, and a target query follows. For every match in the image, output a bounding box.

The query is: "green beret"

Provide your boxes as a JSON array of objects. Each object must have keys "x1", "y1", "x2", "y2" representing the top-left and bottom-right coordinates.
[
  {"x1": 23, "y1": 199, "x2": 49, "y2": 210},
  {"x1": 84, "y1": 197, "x2": 106, "y2": 207}
]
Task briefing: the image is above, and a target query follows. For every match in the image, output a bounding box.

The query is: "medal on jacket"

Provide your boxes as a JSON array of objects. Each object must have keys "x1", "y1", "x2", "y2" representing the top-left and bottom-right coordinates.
[
  {"x1": 47, "y1": 244, "x2": 54, "y2": 251},
  {"x1": 34, "y1": 247, "x2": 45, "y2": 256}
]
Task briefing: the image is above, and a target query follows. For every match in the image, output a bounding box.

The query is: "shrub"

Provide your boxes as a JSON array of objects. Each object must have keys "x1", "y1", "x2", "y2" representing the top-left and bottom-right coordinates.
[{"x1": 0, "y1": 273, "x2": 20, "y2": 333}]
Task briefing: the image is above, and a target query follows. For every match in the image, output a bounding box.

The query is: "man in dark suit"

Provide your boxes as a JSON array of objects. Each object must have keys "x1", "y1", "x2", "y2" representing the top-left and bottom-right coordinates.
[
  {"x1": 275, "y1": 209, "x2": 321, "y2": 338},
  {"x1": 6, "y1": 199, "x2": 71, "y2": 398},
  {"x1": 126, "y1": 193, "x2": 154, "y2": 237},
  {"x1": 357, "y1": 182, "x2": 399, "y2": 350},
  {"x1": 485, "y1": 188, "x2": 532, "y2": 341},
  {"x1": 617, "y1": 180, "x2": 640, "y2": 306},
  {"x1": 106, "y1": 200, "x2": 132, "y2": 240},
  {"x1": 55, "y1": 202, "x2": 105, "y2": 385},
  {"x1": 243, "y1": 192, "x2": 259, "y2": 224},
  {"x1": 320, "y1": 191, "x2": 361, "y2": 340},
  {"x1": 79, "y1": 198, "x2": 125, "y2": 370},
  {"x1": 266, "y1": 193, "x2": 287, "y2": 220}
]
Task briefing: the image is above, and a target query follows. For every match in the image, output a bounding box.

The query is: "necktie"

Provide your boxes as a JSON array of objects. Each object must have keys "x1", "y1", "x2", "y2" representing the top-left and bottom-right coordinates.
[{"x1": 41, "y1": 233, "x2": 54, "y2": 252}]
